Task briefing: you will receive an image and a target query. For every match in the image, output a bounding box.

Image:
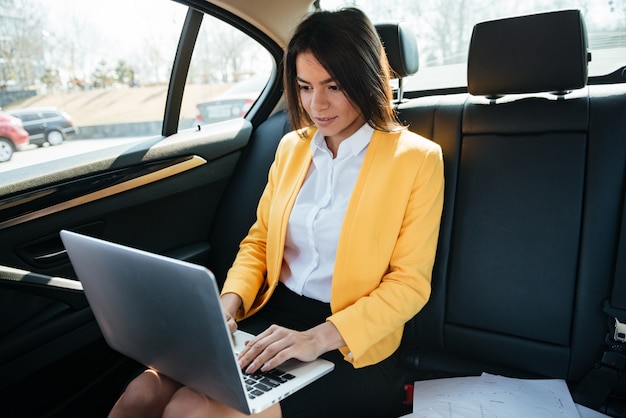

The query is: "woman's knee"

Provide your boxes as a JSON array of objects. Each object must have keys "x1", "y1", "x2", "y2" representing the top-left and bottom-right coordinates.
[
  {"x1": 110, "y1": 370, "x2": 180, "y2": 417},
  {"x1": 163, "y1": 386, "x2": 283, "y2": 418},
  {"x1": 163, "y1": 387, "x2": 211, "y2": 417}
]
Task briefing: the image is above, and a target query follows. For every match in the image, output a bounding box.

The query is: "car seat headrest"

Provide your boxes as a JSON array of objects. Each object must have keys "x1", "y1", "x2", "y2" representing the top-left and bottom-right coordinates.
[
  {"x1": 375, "y1": 22, "x2": 419, "y2": 79},
  {"x1": 467, "y1": 9, "x2": 590, "y2": 97}
]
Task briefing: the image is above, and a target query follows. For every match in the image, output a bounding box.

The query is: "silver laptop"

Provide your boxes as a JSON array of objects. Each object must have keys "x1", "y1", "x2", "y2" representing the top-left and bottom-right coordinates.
[{"x1": 60, "y1": 230, "x2": 334, "y2": 414}]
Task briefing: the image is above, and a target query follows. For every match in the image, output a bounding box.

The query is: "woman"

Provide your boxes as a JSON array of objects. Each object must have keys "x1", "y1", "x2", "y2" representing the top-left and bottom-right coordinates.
[{"x1": 109, "y1": 7, "x2": 444, "y2": 418}]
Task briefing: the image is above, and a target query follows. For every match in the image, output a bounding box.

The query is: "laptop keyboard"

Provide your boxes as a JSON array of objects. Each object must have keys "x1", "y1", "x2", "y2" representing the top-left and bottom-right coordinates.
[{"x1": 243, "y1": 368, "x2": 296, "y2": 399}]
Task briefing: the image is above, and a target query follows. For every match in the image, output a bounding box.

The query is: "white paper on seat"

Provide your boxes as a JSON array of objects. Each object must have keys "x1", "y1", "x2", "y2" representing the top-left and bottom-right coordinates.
[{"x1": 406, "y1": 372, "x2": 582, "y2": 418}]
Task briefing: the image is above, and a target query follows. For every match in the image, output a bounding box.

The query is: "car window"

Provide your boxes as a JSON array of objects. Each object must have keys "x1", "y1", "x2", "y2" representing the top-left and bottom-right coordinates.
[
  {"x1": 0, "y1": 0, "x2": 275, "y2": 177},
  {"x1": 322, "y1": 0, "x2": 626, "y2": 91},
  {"x1": 181, "y1": 15, "x2": 273, "y2": 128},
  {"x1": 0, "y1": 0, "x2": 186, "y2": 175}
]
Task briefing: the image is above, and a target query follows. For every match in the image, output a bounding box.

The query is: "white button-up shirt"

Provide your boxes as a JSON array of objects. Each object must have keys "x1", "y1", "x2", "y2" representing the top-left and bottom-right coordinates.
[{"x1": 280, "y1": 123, "x2": 373, "y2": 302}]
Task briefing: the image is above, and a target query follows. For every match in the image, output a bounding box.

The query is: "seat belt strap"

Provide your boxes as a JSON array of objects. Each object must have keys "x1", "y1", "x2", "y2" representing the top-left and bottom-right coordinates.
[{"x1": 612, "y1": 216, "x2": 626, "y2": 312}]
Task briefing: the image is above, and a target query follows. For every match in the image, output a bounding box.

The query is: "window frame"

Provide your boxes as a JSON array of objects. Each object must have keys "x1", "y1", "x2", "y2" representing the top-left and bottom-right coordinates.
[{"x1": 172, "y1": 1, "x2": 285, "y2": 132}]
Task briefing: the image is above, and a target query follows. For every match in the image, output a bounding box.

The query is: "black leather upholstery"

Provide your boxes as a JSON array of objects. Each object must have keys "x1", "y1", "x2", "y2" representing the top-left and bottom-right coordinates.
[{"x1": 467, "y1": 9, "x2": 590, "y2": 96}]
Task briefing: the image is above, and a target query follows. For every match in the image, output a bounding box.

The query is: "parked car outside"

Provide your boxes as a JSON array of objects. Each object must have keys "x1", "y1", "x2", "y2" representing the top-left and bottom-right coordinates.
[
  {"x1": 195, "y1": 76, "x2": 268, "y2": 124},
  {"x1": 0, "y1": 111, "x2": 29, "y2": 162},
  {"x1": 8, "y1": 107, "x2": 78, "y2": 146}
]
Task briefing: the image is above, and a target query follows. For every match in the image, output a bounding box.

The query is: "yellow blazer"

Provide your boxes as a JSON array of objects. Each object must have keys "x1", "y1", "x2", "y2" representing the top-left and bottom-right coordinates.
[{"x1": 221, "y1": 127, "x2": 444, "y2": 368}]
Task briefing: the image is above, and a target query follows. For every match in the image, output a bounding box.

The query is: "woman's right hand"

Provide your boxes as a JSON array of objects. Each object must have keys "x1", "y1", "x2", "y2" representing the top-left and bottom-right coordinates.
[
  {"x1": 224, "y1": 311, "x2": 238, "y2": 334},
  {"x1": 221, "y1": 292, "x2": 243, "y2": 334}
]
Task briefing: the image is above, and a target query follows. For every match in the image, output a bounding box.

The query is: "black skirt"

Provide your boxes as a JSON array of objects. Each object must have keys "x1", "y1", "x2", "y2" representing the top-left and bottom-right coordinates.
[{"x1": 238, "y1": 282, "x2": 410, "y2": 418}]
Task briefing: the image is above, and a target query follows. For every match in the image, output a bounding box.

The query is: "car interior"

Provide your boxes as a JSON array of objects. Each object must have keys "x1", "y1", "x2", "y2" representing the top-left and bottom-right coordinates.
[{"x1": 0, "y1": 0, "x2": 625, "y2": 417}]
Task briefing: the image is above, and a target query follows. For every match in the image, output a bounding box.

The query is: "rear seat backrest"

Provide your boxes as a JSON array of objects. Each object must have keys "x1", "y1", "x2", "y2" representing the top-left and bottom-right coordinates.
[
  {"x1": 400, "y1": 9, "x2": 626, "y2": 384},
  {"x1": 453, "y1": 10, "x2": 592, "y2": 379}
]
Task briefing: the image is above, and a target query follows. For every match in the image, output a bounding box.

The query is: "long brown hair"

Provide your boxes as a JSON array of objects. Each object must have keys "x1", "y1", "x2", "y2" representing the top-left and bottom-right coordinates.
[{"x1": 284, "y1": 7, "x2": 401, "y2": 134}]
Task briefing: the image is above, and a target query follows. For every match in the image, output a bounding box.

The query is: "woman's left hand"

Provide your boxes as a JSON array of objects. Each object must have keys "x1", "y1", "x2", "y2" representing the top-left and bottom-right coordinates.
[{"x1": 238, "y1": 321, "x2": 345, "y2": 374}]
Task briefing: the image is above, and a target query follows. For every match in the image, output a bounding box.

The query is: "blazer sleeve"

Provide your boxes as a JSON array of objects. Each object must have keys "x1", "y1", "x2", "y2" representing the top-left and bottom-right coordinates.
[
  {"x1": 220, "y1": 141, "x2": 280, "y2": 319},
  {"x1": 220, "y1": 131, "x2": 310, "y2": 318}
]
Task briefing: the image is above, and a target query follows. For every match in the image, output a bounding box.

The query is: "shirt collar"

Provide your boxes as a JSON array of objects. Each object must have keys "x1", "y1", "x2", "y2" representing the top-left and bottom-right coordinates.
[{"x1": 310, "y1": 123, "x2": 374, "y2": 159}]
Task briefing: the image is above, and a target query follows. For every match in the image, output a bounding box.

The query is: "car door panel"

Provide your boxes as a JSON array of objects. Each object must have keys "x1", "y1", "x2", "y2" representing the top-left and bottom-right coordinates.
[
  {"x1": 0, "y1": 119, "x2": 253, "y2": 416},
  {"x1": 0, "y1": 265, "x2": 119, "y2": 417},
  {"x1": 0, "y1": 119, "x2": 252, "y2": 272},
  {"x1": 0, "y1": 269, "x2": 93, "y2": 387}
]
